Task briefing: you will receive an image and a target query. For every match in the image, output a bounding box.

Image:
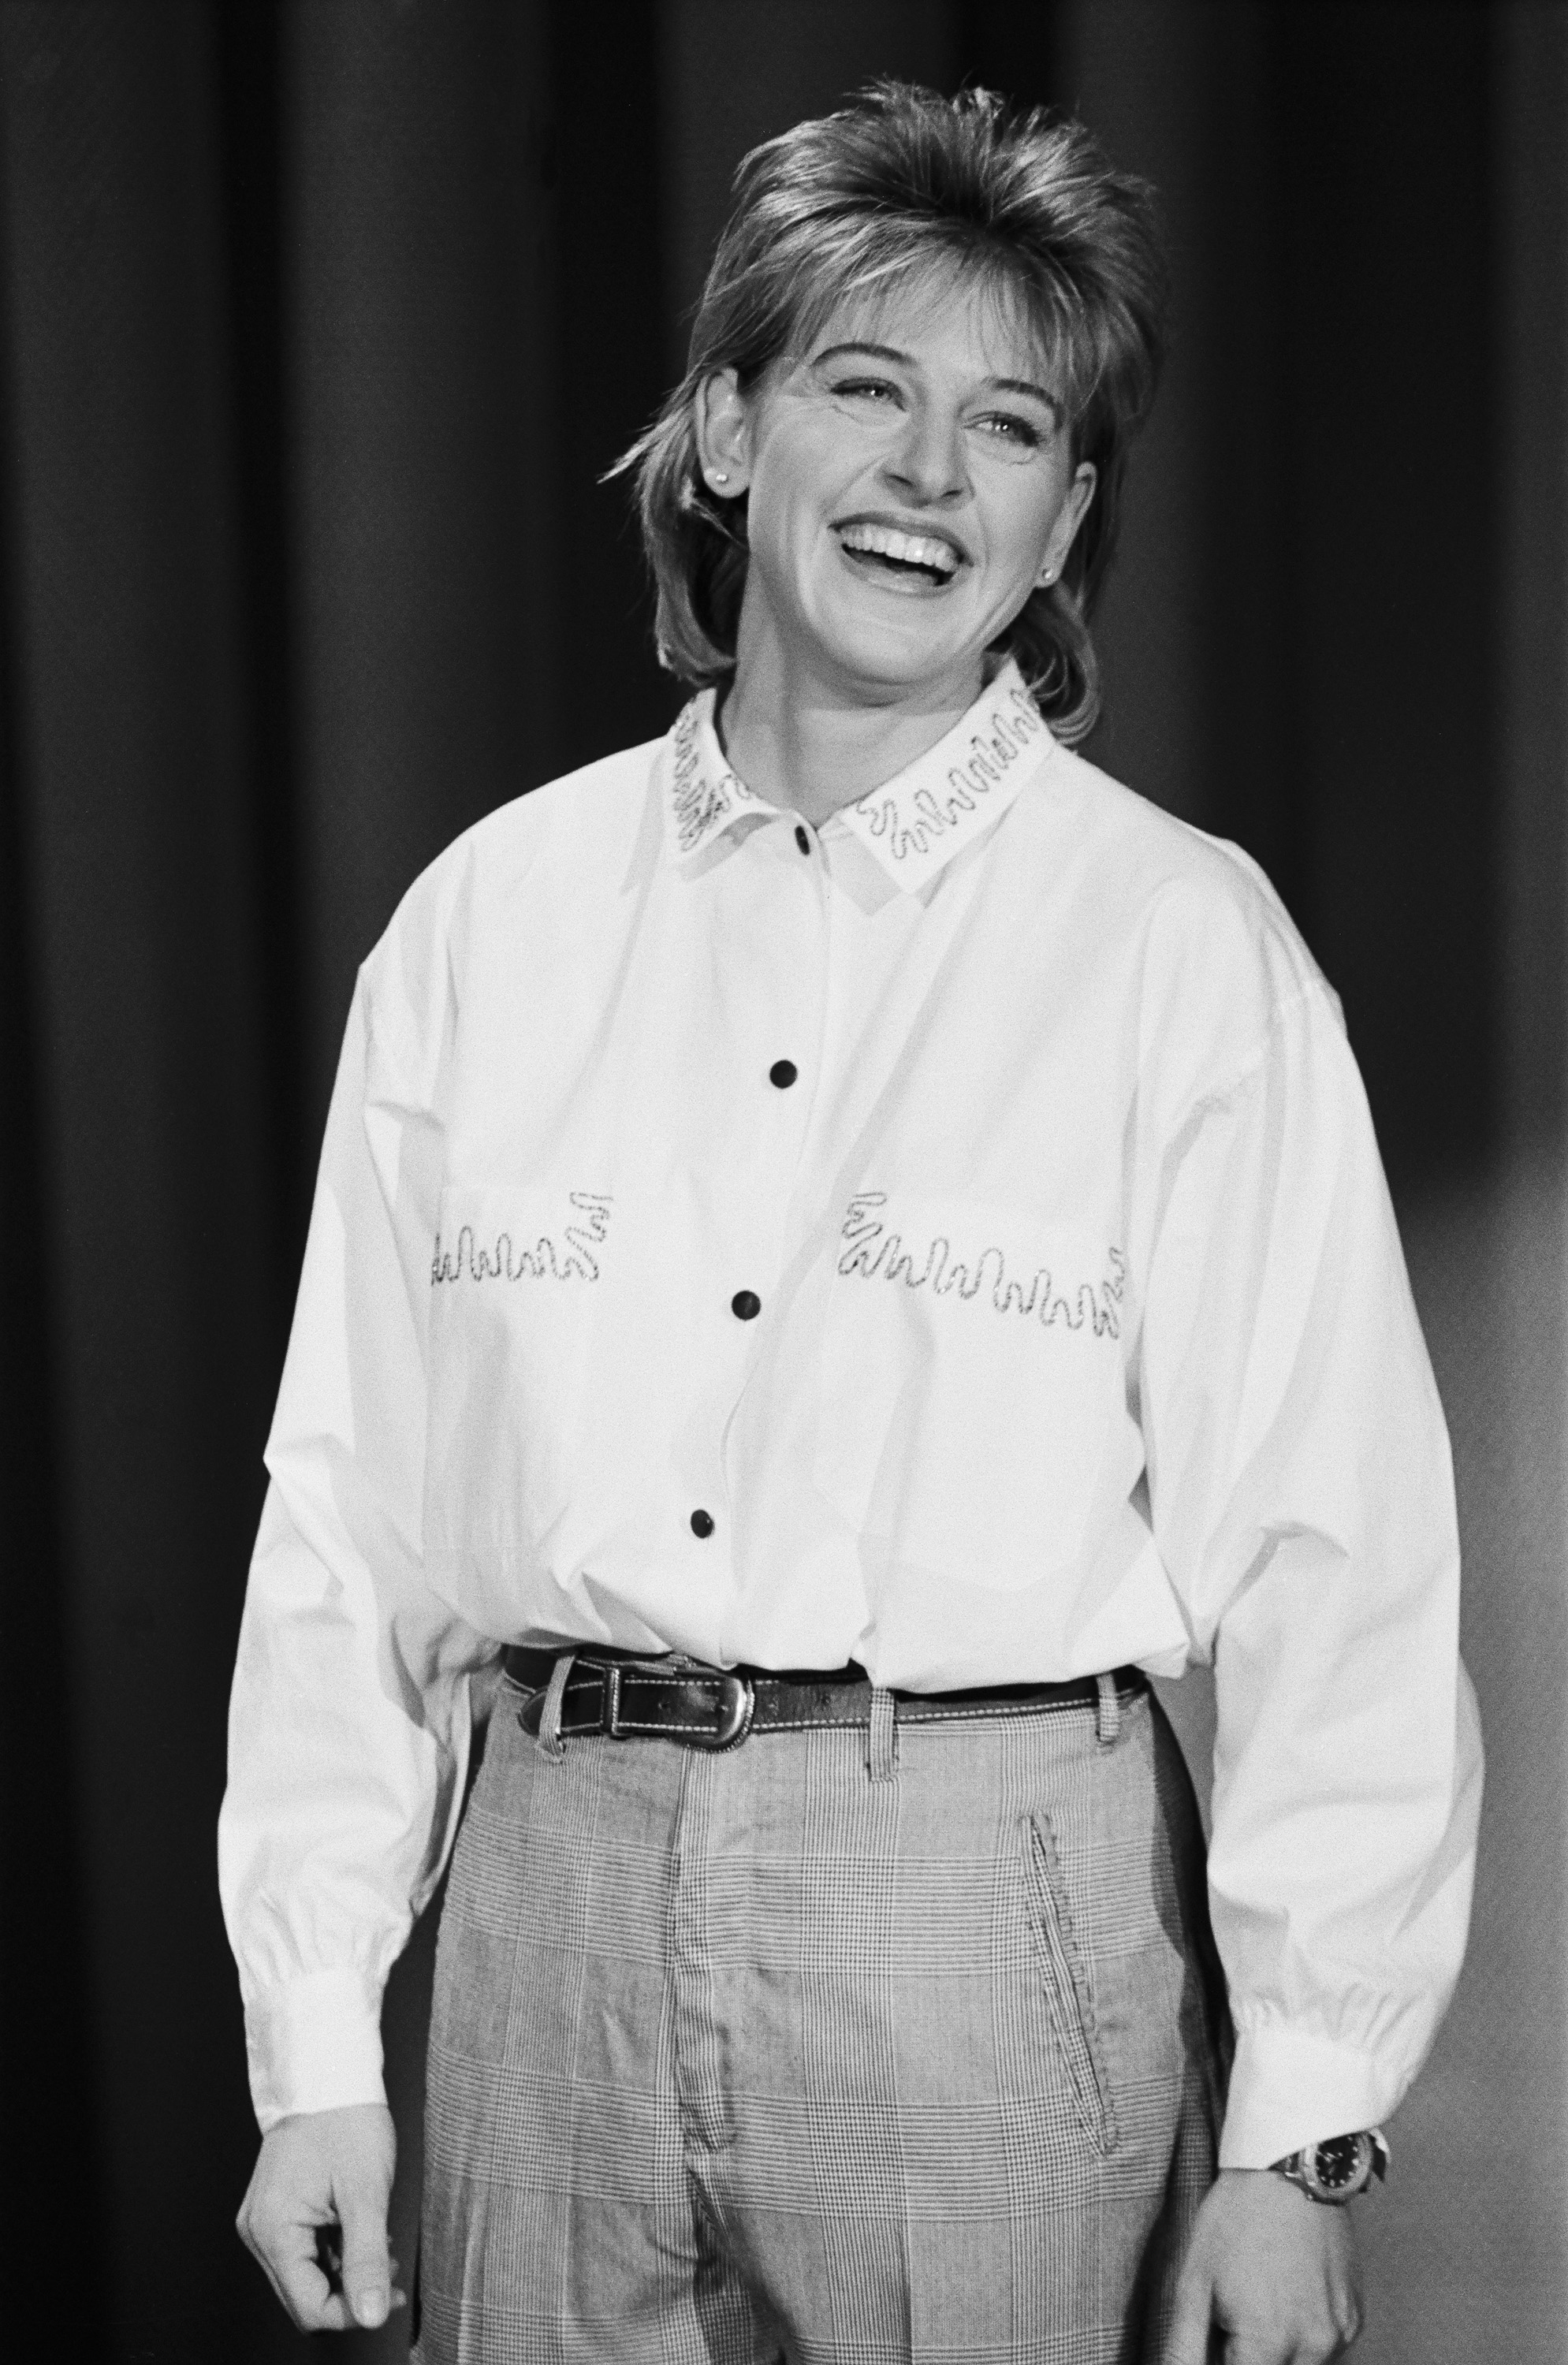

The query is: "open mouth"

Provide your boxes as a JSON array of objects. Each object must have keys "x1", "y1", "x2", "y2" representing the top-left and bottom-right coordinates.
[{"x1": 836, "y1": 520, "x2": 964, "y2": 588}]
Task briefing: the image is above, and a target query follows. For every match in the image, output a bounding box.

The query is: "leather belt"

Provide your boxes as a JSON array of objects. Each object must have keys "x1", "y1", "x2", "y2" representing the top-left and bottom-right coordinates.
[{"x1": 503, "y1": 1645, "x2": 1147, "y2": 1753}]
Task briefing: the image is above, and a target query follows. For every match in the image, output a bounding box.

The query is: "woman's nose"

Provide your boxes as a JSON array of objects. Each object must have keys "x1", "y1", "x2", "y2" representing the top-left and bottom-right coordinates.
[{"x1": 881, "y1": 404, "x2": 967, "y2": 504}]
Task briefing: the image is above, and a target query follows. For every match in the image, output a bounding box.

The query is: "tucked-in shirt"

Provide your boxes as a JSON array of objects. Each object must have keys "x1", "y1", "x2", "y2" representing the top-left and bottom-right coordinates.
[{"x1": 219, "y1": 659, "x2": 1481, "y2": 2169}]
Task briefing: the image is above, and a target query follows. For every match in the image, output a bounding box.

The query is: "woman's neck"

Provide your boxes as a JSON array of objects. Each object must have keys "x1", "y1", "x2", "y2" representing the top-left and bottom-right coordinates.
[{"x1": 715, "y1": 624, "x2": 983, "y2": 829}]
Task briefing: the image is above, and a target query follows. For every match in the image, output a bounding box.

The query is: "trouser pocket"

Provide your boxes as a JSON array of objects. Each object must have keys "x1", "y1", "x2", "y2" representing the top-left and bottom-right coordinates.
[{"x1": 1020, "y1": 1809, "x2": 1119, "y2": 2155}]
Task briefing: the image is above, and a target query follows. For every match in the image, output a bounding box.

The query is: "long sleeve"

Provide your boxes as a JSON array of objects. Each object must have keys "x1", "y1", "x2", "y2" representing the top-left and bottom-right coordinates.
[
  {"x1": 1135, "y1": 977, "x2": 1483, "y2": 2167},
  {"x1": 218, "y1": 958, "x2": 496, "y2": 2131}
]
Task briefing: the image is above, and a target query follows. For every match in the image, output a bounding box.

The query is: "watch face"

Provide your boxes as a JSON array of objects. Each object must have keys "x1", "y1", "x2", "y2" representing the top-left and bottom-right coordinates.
[{"x1": 1309, "y1": 2134, "x2": 1373, "y2": 2196}]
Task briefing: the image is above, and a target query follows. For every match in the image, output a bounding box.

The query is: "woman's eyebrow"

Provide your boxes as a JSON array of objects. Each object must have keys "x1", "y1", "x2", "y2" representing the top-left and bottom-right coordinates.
[
  {"x1": 987, "y1": 375, "x2": 1061, "y2": 409},
  {"x1": 810, "y1": 341, "x2": 912, "y2": 368}
]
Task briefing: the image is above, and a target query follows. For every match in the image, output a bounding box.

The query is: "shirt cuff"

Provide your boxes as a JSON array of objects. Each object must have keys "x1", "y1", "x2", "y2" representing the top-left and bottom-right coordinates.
[
  {"x1": 244, "y1": 1967, "x2": 387, "y2": 2133},
  {"x1": 1220, "y1": 2021, "x2": 1398, "y2": 2168}
]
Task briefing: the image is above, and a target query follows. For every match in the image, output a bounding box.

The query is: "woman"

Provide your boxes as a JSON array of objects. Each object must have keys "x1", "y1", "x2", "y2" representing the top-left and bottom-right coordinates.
[{"x1": 224, "y1": 84, "x2": 1481, "y2": 2365}]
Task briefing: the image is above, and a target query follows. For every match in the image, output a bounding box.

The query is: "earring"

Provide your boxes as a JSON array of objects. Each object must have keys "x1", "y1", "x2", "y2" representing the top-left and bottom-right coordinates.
[{"x1": 709, "y1": 470, "x2": 729, "y2": 485}]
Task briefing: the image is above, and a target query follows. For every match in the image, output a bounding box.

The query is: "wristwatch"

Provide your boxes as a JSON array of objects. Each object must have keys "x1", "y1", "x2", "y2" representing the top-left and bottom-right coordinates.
[{"x1": 1271, "y1": 2129, "x2": 1389, "y2": 2204}]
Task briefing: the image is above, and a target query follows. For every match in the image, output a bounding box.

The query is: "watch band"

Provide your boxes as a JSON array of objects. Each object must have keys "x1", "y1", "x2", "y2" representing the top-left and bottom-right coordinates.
[{"x1": 1271, "y1": 2128, "x2": 1390, "y2": 2204}]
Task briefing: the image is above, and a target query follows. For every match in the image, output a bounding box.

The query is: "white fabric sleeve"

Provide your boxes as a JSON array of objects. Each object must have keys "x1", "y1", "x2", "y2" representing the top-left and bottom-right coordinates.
[
  {"x1": 1136, "y1": 987, "x2": 1483, "y2": 2168},
  {"x1": 218, "y1": 963, "x2": 495, "y2": 2131}
]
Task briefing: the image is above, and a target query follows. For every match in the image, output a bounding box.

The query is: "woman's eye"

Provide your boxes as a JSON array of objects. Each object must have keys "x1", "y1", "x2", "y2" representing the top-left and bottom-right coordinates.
[
  {"x1": 831, "y1": 378, "x2": 901, "y2": 407},
  {"x1": 974, "y1": 412, "x2": 1043, "y2": 449}
]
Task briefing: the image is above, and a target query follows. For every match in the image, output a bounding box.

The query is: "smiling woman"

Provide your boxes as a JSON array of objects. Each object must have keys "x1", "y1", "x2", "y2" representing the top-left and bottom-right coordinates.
[
  {"x1": 224, "y1": 78, "x2": 1480, "y2": 2365},
  {"x1": 622, "y1": 88, "x2": 1165, "y2": 752},
  {"x1": 691, "y1": 288, "x2": 1098, "y2": 802}
]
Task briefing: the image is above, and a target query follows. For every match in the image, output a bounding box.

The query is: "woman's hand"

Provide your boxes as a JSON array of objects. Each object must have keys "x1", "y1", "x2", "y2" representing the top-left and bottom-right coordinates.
[
  {"x1": 1170, "y1": 2168, "x2": 1365, "y2": 2363},
  {"x1": 237, "y1": 2101, "x2": 404, "y2": 2333}
]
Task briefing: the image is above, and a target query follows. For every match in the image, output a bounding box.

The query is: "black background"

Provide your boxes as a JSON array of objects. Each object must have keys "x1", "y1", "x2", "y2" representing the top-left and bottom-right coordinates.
[{"x1": 1, "y1": 5, "x2": 1562, "y2": 2358}]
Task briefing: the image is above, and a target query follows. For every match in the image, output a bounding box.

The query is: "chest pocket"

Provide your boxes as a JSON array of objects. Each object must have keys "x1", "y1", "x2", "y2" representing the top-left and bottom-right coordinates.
[
  {"x1": 813, "y1": 1190, "x2": 1130, "y2": 1589},
  {"x1": 423, "y1": 1185, "x2": 612, "y2": 1555}
]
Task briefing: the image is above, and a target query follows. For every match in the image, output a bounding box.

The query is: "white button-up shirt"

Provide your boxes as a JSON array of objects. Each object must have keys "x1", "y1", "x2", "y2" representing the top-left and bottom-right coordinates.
[{"x1": 219, "y1": 660, "x2": 1481, "y2": 2169}]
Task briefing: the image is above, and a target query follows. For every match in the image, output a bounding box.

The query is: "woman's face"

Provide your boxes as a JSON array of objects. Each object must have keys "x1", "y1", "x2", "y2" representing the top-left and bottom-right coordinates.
[{"x1": 700, "y1": 276, "x2": 1096, "y2": 706}]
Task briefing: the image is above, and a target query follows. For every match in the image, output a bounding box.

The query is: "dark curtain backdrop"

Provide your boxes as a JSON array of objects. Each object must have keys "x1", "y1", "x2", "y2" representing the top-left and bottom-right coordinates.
[{"x1": 1, "y1": 6, "x2": 1562, "y2": 2359}]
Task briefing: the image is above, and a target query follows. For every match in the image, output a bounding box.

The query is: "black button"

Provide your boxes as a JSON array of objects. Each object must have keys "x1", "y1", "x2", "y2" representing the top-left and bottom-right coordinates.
[
  {"x1": 794, "y1": 824, "x2": 811, "y2": 855},
  {"x1": 690, "y1": 1508, "x2": 714, "y2": 1539},
  {"x1": 731, "y1": 1290, "x2": 762, "y2": 1321},
  {"x1": 769, "y1": 1060, "x2": 798, "y2": 1089}
]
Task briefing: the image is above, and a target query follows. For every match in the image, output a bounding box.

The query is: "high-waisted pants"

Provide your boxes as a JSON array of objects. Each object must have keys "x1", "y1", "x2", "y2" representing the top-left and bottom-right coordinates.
[{"x1": 412, "y1": 1675, "x2": 1229, "y2": 2365}]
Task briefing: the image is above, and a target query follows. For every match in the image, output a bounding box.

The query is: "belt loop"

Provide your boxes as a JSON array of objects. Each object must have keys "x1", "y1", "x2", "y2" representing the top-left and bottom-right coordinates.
[
  {"x1": 534, "y1": 1652, "x2": 576, "y2": 1761},
  {"x1": 1095, "y1": 1670, "x2": 1121, "y2": 1747},
  {"x1": 867, "y1": 1684, "x2": 898, "y2": 1784}
]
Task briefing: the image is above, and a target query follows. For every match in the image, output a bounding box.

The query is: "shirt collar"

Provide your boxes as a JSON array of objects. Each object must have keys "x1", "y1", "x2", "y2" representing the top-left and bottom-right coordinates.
[{"x1": 665, "y1": 657, "x2": 1054, "y2": 892}]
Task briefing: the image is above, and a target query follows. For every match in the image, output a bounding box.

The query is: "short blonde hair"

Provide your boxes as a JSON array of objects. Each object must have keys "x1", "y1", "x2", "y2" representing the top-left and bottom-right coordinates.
[{"x1": 616, "y1": 81, "x2": 1168, "y2": 743}]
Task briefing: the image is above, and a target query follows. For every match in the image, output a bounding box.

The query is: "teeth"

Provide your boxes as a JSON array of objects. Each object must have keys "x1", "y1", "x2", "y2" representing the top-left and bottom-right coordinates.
[{"x1": 839, "y1": 522, "x2": 960, "y2": 575}]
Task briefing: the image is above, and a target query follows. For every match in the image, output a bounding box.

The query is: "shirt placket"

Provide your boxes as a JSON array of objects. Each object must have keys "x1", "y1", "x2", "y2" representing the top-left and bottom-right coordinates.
[{"x1": 670, "y1": 814, "x2": 829, "y2": 1618}]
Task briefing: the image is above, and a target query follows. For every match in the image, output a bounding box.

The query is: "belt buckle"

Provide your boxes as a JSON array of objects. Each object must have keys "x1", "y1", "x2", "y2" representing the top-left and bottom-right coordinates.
[
  {"x1": 698, "y1": 1671, "x2": 755, "y2": 1751},
  {"x1": 603, "y1": 1663, "x2": 754, "y2": 1750}
]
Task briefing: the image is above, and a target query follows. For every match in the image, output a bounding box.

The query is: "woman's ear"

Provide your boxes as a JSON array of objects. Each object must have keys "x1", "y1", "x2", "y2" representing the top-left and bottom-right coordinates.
[
  {"x1": 1037, "y1": 461, "x2": 1097, "y2": 587},
  {"x1": 695, "y1": 369, "x2": 752, "y2": 497}
]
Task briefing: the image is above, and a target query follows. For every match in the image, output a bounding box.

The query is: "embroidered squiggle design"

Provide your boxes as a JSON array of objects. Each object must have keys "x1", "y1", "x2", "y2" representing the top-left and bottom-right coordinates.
[
  {"x1": 837, "y1": 1192, "x2": 1124, "y2": 1339},
  {"x1": 431, "y1": 1193, "x2": 613, "y2": 1285},
  {"x1": 854, "y1": 683, "x2": 1045, "y2": 863},
  {"x1": 669, "y1": 700, "x2": 761, "y2": 853}
]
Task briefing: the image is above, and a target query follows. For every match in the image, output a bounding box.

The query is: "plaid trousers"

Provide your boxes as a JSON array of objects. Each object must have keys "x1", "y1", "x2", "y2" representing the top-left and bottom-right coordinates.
[{"x1": 412, "y1": 1676, "x2": 1228, "y2": 2365}]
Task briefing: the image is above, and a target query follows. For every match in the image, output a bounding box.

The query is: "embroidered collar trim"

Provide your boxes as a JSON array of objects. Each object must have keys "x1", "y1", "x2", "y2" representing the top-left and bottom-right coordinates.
[
  {"x1": 841, "y1": 662, "x2": 1051, "y2": 889},
  {"x1": 668, "y1": 694, "x2": 765, "y2": 854},
  {"x1": 665, "y1": 658, "x2": 1052, "y2": 890}
]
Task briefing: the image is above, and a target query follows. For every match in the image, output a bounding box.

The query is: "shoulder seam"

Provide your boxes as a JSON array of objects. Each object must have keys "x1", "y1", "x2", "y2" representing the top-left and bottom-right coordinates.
[{"x1": 1164, "y1": 981, "x2": 1339, "y2": 1133}]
